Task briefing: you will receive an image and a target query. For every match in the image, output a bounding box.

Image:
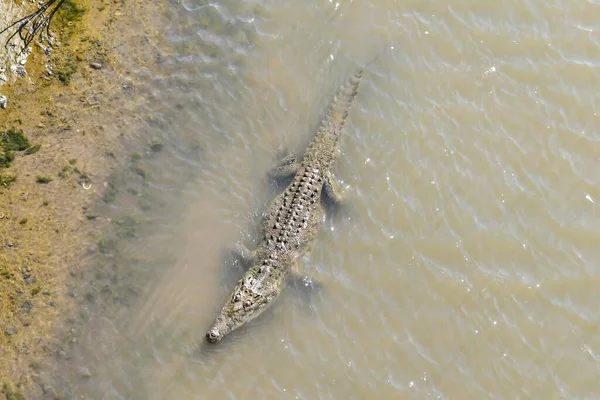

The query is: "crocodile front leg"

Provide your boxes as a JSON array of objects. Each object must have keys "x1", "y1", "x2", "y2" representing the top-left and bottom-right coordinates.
[
  {"x1": 287, "y1": 269, "x2": 323, "y2": 311},
  {"x1": 268, "y1": 153, "x2": 300, "y2": 181},
  {"x1": 288, "y1": 257, "x2": 323, "y2": 294},
  {"x1": 322, "y1": 171, "x2": 344, "y2": 207},
  {"x1": 288, "y1": 271, "x2": 323, "y2": 292}
]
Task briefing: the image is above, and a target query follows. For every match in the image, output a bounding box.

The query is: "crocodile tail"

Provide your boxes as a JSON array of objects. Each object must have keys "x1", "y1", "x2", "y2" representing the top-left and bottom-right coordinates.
[
  {"x1": 321, "y1": 49, "x2": 385, "y2": 137},
  {"x1": 319, "y1": 69, "x2": 363, "y2": 139}
]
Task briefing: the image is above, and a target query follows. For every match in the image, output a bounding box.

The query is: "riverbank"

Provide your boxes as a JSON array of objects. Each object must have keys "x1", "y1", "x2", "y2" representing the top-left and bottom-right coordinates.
[{"x1": 0, "y1": 0, "x2": 166, "y2": 396}]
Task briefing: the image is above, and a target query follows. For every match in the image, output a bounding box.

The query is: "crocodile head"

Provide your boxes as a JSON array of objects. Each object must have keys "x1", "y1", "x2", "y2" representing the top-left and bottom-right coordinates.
[{"x1": 206, "y1": 275, "x2": 280, "y2": 343}]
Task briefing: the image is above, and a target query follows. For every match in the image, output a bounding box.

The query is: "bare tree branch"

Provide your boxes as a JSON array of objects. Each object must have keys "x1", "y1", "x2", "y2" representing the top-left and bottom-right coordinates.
[{"x1": 1, "y1": 0, "x2": 67, "y2": 54}]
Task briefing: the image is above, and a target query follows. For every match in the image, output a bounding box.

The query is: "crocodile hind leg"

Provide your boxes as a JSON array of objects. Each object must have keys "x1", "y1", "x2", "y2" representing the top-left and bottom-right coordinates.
[
  {"x1": 268, "y1": 153, "x2": 300, "y2": 181},
  {"x1": 322, "y1": 171, "x2": 344, "y2": 207}
]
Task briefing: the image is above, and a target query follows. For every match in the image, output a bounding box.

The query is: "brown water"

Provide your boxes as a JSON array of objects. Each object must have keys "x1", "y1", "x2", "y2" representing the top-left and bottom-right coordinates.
[{"x1": 50, "y1": 0, "x2": 600, "y2": 398}]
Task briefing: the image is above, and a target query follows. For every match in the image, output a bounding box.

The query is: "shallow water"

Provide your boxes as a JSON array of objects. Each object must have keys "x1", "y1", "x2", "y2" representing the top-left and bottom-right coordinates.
[{"x1": 53, "y1": 0, "x2": 600, "y2": 398}]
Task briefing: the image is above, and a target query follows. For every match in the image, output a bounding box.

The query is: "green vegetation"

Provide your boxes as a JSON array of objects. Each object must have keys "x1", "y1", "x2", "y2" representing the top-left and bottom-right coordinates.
[
  {"x1": 58, "y1": 0, "x2": 86, "y2": 24},
  {"x1": 0, "y1": 174, "x2": 17, "y2": 187},
  {"x1": 57, "y1": 55, "x2": 78, "y2": 85},
  {"x1": 114, "y1": 215, "x2": 140, "y2": 238},
  {"x1": 0, "y1": 271, "x2": 13, "y2": 279},
  {"x1": 36, "y1": 176, "x2": 52, "y2": 184},
  {"x1": 98, "y1": 237, "x2": 117, "y2": 254},
  {"x1": 24, "y1": 144, "x2": 41, "y2": 155},
  {"x1": 0, "y1": 129, "x2": 40, "y2": 188},
  {"x1": 58, "y1": 165, "x2": 70, "y2": 178},
  {"x1": 2, "y1": 383, "x2": 25, "y2": 400},
  {"x1": 0, "y1": 128, "x2": 30, "y2": 168},
  {"x1": 103, "y1": 181, "x2": 117, "y2": 203},
  {"x1": 150, "y1": 138, "x2": 164, "y2": 152}
]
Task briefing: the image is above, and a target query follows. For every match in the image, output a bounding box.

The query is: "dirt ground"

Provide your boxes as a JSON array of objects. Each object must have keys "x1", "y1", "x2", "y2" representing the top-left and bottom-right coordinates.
[{"x1": 0, "y1": 0, "x2": 167, "y2": 397}]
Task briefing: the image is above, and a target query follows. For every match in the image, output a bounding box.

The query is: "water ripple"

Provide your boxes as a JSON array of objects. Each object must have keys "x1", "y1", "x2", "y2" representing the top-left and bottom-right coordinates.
[{"x1": 51, "y1": 0, "x2": 600, "y2": 398}]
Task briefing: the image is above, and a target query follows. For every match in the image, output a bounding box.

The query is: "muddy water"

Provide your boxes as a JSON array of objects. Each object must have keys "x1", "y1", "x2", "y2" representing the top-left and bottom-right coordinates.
[{"x1": 52, "y1": 0, "x2": 600, "y2": 398}]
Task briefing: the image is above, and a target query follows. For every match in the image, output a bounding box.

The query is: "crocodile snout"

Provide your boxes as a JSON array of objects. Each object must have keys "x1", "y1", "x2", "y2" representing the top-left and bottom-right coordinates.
[{"x1": 206, "y1": 328, "x2": 222, "y2": 343}]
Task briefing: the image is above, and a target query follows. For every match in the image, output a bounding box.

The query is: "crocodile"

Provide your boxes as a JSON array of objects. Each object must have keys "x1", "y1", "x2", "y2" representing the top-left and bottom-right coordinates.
[{"x1": 205, "y1": 68, "x2": 365, "y2": 344}]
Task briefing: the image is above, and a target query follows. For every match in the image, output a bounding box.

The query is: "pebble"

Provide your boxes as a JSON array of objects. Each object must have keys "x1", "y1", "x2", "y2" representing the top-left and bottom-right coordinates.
[
  {"x1": 42, "y1": 383, "x2": 57, "y2": 397},
  {"x1": 0, "y1": 95, "x2": 6, "y2": 109},
  {"x1": 21, "y1": 300, "x2": 34, "y2": 312},
  {"x1": 4, "y1": 327, "x2": 18, "y2": 336},
  {"x1": 89, "y1": 62, "x2": 103, "y2": 70},
  {"x1": 77, "y1": 366, "x2": 92, "y2": 378}
]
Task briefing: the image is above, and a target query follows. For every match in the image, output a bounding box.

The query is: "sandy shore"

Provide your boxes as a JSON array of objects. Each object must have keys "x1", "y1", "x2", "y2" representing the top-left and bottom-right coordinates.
[{"x1": 0, "y1": 0, "x2": 166, "y2": 396}]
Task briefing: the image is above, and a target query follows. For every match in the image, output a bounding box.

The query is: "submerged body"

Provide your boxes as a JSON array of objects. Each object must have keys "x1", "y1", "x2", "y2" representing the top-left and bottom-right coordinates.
[{"x1": 206, "y1": 69, "x2": 365, "y2": 343}]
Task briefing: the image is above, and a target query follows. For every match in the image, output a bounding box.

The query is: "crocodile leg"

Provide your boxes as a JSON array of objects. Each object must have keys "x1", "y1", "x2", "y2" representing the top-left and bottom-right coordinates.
[
  {"x1": 288, "y1": 271, "x2": 323, "y2": 292},
  {"x1": 322, "y1": 171, "x2": 344, "y2": 207},
  {"x1": 288, "y1": 256, "x2": 323, "y2": 293},
  {"x1": 287, "y1": 268, "x2": 323, "y2": 312},
  {"x1": 268, "y1": 153, "x2": 300, "y2": 181}
]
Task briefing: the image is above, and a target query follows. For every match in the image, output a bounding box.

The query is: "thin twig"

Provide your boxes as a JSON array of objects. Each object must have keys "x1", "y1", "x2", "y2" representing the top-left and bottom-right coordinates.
[{"x1": 0, "y1": 0, "x2": 67, "y2": 55}]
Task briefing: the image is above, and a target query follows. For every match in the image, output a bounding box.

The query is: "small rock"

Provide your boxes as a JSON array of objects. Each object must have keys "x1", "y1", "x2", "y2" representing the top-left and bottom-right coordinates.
[
  {"x1": 0, "y1": 95, "x2": 6, "y2": 109},
  {"x1": 4, "y1": 327, "x2": 18, "y2": 336},
  {"x1": 21, "y1": 300, "x2": 34, "y2": 312},
  {"x1": 150, "y1": 139, "x2": 164, "y2": 152},
  {"x1": 89, "y1": 62, "x2": 102, "y2": 70},
  {"x1": 42, "y1": 383, "x2": 57, "y2": 397},
  {"x1": 77, "y1": 366, "x2": 92, "y2": 378},
  {"x1": 57, "y1": 350, "x2": 67, "y2": 358}
]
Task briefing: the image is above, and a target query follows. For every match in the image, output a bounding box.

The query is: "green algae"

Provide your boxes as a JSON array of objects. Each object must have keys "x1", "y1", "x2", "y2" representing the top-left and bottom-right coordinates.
[{"x1": 113, "y1": 215, "x2": 141, "y2": 238}]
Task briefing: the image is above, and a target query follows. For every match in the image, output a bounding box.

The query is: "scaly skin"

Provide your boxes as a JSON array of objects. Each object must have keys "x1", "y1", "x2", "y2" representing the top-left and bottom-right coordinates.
[{"x1": 206, "y1": 69, "x2": 364, "y2": 343}]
